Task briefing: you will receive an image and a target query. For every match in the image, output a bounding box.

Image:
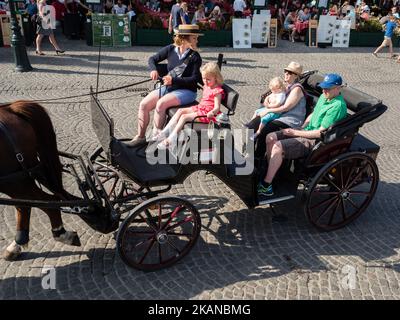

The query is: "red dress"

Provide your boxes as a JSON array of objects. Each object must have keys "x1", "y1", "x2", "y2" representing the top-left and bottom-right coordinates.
[{"x1": 192, "y1": 85, "x2": 225, "y2": 123}]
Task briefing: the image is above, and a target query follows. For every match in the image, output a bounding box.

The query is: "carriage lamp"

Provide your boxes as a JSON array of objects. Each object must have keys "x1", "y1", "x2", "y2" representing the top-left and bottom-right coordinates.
[{"x1": 8, "y1": 0, "x2": 33, "y2": 72}]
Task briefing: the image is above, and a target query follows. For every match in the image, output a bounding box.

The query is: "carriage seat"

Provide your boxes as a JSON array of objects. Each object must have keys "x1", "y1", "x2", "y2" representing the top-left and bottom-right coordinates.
[
  {"x1": 90, "y1": 92, "x2": 179, "y2": 186},
  {"x1": 299, "y1": 73, "x2": 387, "y2": 167},
  {"x1": 166, "y1": 83, "x2": 239, "y2": 131}
]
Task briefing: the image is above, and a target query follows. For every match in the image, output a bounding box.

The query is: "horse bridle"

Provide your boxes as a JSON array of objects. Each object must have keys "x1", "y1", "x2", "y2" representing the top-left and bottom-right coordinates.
[{"x1": 0, "y1": 119, "x2": 41, "y2": 183}]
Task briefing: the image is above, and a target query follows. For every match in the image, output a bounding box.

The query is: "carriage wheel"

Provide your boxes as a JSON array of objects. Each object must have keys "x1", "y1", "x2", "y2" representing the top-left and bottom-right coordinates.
[
  {"x1": 305, "y1": 152, "x2": 379, "y2": 231},
  {"x1": 90, "y1": 147, "x2": 143, "y2": 204},
  {"x1": 116, "y1": 196, "x2": 201, "y2": 271}
]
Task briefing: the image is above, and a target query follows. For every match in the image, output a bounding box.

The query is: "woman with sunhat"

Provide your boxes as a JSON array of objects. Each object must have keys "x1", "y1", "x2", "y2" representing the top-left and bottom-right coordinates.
[
  {"x1": 245, "y1": 61, "x2": 307, "y2": 158},
  {"x1": 126, "y1": 24, "x2": 204, "y2": 147}
]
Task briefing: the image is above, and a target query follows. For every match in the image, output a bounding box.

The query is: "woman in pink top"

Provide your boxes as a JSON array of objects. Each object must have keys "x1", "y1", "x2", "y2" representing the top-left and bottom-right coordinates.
[{"x1": 155, "y1": 62, "x2": 225, "y2": 148}]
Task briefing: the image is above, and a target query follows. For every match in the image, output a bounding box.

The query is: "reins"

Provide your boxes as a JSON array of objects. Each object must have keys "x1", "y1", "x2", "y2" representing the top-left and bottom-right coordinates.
[{"x1": 0, "y1": 78, "x2": 153, "y2": 106}]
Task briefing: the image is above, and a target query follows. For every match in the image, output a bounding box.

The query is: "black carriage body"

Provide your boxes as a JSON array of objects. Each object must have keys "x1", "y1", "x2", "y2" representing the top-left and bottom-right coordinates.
[{"x1": 89, "y1": 88, "x2": 258, "y2": 209}]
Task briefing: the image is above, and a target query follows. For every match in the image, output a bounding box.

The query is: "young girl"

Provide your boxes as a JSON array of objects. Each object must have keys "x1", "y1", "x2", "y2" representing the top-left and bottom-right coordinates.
[
  {"x1": 249, "y1": 77, "x2": 286, "y2": 141},
  {"x1": 156, "y1": 62, "x2": 225, "y2": 148}
]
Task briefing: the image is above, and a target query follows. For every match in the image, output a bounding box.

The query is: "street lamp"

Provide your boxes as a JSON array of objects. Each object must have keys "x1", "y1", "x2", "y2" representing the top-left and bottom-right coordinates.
[{"x1": 8, "y1": 0, "x2": 33, "y2": 72}]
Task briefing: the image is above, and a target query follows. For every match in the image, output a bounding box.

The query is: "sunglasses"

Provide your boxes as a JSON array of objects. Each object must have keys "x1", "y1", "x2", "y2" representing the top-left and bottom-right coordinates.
[{"x1": 284, "y1": 70, "x2": 296, "y2": 75}]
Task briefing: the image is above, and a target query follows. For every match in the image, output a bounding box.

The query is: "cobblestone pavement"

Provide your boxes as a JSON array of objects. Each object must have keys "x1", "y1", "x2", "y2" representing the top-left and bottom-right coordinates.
[{"x1": 0, "y1": 37, "x2": 400, "y2": 300}]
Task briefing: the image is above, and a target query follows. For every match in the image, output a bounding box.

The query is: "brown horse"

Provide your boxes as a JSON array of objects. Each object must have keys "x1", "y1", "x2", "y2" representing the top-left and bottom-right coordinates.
[{"x1": 0, "y1": 100, "x2": 81, "y2": 261}]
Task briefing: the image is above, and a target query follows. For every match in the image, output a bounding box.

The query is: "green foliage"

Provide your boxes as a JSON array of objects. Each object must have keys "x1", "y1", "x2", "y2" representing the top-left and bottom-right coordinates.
[
  {"x1": 357, "y1": 18, "x2": 383, "y2": 33},
  {"x1": 136, "y1": 13, "x2": 153, "y2": 29},
  {"x1": 151, "y1": 15, "x2": 163, "y2": 29},
  {"x1": 136, "y1": 13, "x2": 164, "y2": 29}
]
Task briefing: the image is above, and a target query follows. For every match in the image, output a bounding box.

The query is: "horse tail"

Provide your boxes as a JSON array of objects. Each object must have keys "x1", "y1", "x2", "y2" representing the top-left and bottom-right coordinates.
[{"x1": 8, "y1": 100, "x2": 65, "y2": 194}]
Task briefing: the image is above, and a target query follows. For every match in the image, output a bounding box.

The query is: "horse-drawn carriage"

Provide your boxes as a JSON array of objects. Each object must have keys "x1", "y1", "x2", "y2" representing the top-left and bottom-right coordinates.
[{"x1": 0, "y1": 68, "x2": 386, "y2": 271}]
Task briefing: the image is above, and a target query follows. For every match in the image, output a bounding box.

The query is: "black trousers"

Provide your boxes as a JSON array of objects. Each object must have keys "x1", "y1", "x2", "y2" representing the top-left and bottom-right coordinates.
[{"x1": 245, "y1": 116, "x2": 290, "y2": 158}]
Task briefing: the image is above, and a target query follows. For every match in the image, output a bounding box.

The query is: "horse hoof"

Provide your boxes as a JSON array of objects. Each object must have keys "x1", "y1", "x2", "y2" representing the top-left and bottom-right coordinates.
[
  {"x1": 3, "y1": 249, "x2": 22, "y2": 261},
  {"x1": 54, "y1": 231, "x2": 81, "y2": 247},
  {"x1": 2, "y1": 241, "x2": 22, "y2": 261}
]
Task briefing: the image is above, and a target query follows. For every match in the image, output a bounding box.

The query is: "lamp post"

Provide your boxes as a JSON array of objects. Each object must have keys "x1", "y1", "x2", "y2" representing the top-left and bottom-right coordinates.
[{"x1": 8, "y1": 0, "x2": 33, "y2": 72}]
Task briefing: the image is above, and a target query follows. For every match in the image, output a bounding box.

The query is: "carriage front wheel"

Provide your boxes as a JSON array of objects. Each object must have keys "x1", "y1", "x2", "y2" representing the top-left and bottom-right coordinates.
[
  {"x1": 116, "y1": 196, "x2": 201, "y2": 271},
  {"x1": 305, "y1": 152, "x2": 379, "y2": 231}
]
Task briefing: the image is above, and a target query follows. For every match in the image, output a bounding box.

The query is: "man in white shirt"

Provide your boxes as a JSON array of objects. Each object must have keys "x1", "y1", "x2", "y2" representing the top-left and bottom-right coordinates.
[
  {"x1": 233, "y1": 0, "x2": 246, "y2": 18},
  {"x1": 113, "y1": 0, "x2": 127, "y2": 15}
]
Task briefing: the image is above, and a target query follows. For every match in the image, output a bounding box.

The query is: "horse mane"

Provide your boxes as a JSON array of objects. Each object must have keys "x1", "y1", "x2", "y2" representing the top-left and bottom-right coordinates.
[{"x1": 5, "y1": 100, "x2": 65, "y2": 194}]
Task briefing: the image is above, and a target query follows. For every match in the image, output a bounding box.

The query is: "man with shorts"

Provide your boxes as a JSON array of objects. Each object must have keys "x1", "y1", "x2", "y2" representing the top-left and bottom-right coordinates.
[
  {"x1": 258, "y1": 73, "x2": 348, "y2": 197},
  {"x1": 372, "y1": 13, "x2": 399, "y2": 59}
]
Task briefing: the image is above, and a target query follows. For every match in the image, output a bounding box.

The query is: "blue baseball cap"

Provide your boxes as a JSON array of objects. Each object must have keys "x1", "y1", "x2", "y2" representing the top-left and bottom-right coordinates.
[{"x1": 318, "y1": 73, "x2": 343, "y2": 89}]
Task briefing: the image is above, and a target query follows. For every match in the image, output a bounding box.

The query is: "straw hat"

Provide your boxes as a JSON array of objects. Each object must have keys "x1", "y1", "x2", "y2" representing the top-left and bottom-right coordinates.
[
  {"x1": 175, "y1": 24, "x2": 204, "y2": 36},
  {"x1": 284, "y1": 61, "x2": 303, "y2": 76}
]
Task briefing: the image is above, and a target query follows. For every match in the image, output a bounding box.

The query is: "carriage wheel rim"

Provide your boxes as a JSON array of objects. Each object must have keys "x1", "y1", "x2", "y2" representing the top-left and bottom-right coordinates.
[{"x1": 306, "y1": 153, "x2": 378, "y2": 231}]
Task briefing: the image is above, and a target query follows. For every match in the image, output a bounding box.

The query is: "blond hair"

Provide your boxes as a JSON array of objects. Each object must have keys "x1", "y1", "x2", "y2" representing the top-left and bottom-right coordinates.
[
  {"x1": 200, "y1": 62, "x2": 224, "y2": 86},
  {"x1": 268, "y1": 77, "x2": 285, "y2": 91}
]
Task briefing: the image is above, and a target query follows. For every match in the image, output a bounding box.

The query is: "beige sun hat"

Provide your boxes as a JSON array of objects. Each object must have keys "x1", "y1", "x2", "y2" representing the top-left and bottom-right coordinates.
[
  {"x1": 174, "y1": 24, "x2": 204, "y2": 36},
  {"x1": 284, "y1": 61, "x2": 303, "y2": 76}
]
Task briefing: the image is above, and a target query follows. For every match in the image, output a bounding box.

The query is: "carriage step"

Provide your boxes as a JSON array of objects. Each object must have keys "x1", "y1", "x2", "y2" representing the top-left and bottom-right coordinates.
[{"x1": 258, "y1": 194, "x2": 296, "y2": 206}]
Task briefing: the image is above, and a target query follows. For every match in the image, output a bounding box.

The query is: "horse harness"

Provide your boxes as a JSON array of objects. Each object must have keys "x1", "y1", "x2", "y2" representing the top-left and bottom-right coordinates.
[{"x1": 0, "y1": 119, "x2": 43, "y2": 185}]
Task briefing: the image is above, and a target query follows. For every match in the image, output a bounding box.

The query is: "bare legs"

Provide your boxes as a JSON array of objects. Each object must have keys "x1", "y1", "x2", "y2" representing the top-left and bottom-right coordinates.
[
  {"x1": 49, "y1": 33, "x2": 62, "y2": 51},
  {"x1": 35, "y1": 34, "x2": 44, "y2": 54},
  {"x1": 135, "y1": 90, "x2": 181, "y2": 140},
  {"x1": 373, "y1": 38, "x2": 394, "y2": 57},
  {"x1": 35, "y1": 33, "x2": 63, "y2": 54}
]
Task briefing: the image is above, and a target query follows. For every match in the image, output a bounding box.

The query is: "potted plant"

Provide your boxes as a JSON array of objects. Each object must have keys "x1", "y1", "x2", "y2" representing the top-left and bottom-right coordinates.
[
  {"x1": 135, "y1": 13, "x2": 170, "y2": 46},
  {"x1": 350, "y1": 17, "x2": 400, "y2": 47}
]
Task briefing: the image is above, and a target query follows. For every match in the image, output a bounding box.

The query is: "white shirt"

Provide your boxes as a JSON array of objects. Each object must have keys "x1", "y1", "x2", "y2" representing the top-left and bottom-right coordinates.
[
  {"x1": 233, "y1": 0, "x2": 246, "y2": 12},
  {"x1": 113, "y1": 4, "x2": 127, "y2": 15}
]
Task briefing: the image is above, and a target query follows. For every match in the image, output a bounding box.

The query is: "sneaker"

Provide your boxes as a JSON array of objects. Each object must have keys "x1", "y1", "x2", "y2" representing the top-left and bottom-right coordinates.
[
  {"x1": 372, "y1": 52, "x2": 378, "y2": 58},
  {"x1": 257, "y1": 182, "x2": 274, "y2": 197}
]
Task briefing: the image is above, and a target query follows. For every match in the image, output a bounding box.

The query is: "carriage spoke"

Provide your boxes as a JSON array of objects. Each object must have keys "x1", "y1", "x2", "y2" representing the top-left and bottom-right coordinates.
[
  {"x1": 346, "y1": 197, "x2": 361, "y2": 210},
  {"x1": 322, "y1": 175, "x2": 341, "y2": 192},
  {"x1": 138, "y1": 238, "x2": 156, "y2": 264},
  {"x1": 166, "y1": 216, "x2": 193, "y2": 232},
  {"x1": 339, "y1": 163, "x2": 345, "y2": 189},
  {"x1": 158, "y1": 243, "x2": 162, "y2": 264},
  {"x1": 340, "y1": 198, "x2": 346, "y2": 221},
  {"x1": 167, "y1": 231, "x2": 193, "y2": 239},
  {"x1": 138, "y1": 212, "x2": 158, "y2": 232},
  {"x1": 344, "y1": 164, "x2": 358, "y2": 189},
  {"x1": 144, "y1": 209, "x2": 159, "y2": 231},
  {"x1": 316, "y1": 196, "x2": 339, "y2": 224},
  {"x1": 310, "y1": 195, "x2": 338, "y2": 210},
  {"x1": 161, "y1": 206, "x2": 185, "y2": 230},
  {"x1": 328, "y1": 198, "x2": 341, "y2": 225},
  {"x1": 348, "y1": 191, "x2": 372, "y2": 196},
  {"x1": 158, "y1": 204, "x2": 162, "y2": 229},
  {"x1": 133, "y1": 234, "x2": 155, "y2": 249},
  {"x1": 166, "y1": 238, "x2": 181, "y2": 255},
  {"x1": 345, "y1": 166, "x2": 368, "y2": 189}
]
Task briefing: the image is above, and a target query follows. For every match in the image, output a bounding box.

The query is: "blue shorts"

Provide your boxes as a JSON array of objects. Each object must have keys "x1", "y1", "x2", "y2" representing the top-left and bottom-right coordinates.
[
  {"x1": 255, "y1": 108, "x2": 281, "y2": 125},
  {"x1": 156, "y1": 86, "x2": 197, "y2": 105}
]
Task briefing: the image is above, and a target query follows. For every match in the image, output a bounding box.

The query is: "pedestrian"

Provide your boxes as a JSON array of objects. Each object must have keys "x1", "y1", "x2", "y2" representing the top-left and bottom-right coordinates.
[
  {"x1": 233, "y1": 0, "x2": 246, "y2": 18},
  {"x1": 168, "y1": 0, "x2": 186, "y2": 35},
  {"x1": 372, "y1": 13, "x2": 398, "y2": 59},
  {"x1": 35, "y1": 0, "x2": 65, "y2": 55}
]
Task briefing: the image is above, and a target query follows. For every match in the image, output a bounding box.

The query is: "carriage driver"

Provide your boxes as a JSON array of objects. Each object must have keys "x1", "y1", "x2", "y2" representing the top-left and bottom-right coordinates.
[{"x1": 258, "y1": 73, "x2": 348, "y2": 197}]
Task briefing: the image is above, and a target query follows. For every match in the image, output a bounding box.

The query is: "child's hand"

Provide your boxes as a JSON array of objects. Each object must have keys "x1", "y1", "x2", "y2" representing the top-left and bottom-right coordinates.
[{"x1": 207, "y1": 111, "x2": 215, "y2": 119}]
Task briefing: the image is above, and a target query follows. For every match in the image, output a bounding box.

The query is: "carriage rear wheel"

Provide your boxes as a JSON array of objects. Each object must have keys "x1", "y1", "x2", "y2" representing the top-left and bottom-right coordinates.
[
  {"x1": 305, "y1": 152, "x2": 379, "y2": 231},
  {"x1": 116, "y1": 196, "x2": 201, "y2": 271}
]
